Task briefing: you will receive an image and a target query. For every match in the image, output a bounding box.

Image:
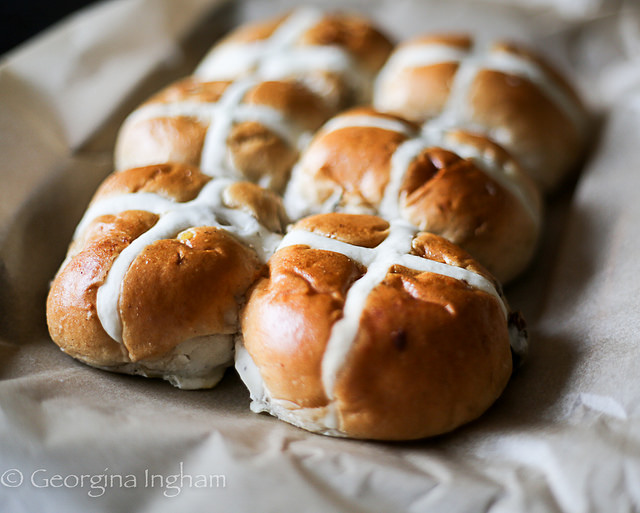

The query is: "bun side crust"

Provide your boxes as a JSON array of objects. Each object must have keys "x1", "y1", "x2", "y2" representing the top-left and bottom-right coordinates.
[
  {"x1": 242, "y1": 245, "x2": 364, "y2": 408},
  {"x1": 47, "y1": 211, "x2": 159, "y2": 366}
]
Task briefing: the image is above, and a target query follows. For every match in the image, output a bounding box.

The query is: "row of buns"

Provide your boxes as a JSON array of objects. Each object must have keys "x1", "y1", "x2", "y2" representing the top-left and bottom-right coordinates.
[{"x1": 47, "y1": 7, "x2": 586, "y2": 440}]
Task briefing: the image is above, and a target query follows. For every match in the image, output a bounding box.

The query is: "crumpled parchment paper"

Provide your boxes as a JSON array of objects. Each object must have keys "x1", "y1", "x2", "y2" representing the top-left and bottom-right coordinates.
[{"x1": 1, "y1": 0, "x2": 639, "y2": 511}]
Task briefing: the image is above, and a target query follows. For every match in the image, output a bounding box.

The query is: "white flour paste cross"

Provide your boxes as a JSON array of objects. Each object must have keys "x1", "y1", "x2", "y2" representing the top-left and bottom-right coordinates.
[
  {"x1": 374, "y1": 40, "x2": 585, "y2": 141},
  {"x1": 74, "y1": 178, "x2": 282, "y2": 344},
  {"x1": 125, "y1": 79, "x2": 307, "y2": 185},
  {"x1": 286, "y1": 112, "x2": 540, "y2": 225},
  {"x1": 277, "y1": 220, "x2": 507, "y2": 402},
  {"x1": 194, "y1": 7, "x2": 366, "y2": 100}
]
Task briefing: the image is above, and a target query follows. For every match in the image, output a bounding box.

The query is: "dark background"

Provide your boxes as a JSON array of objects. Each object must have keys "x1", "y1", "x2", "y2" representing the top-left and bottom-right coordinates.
[{"x1": 1, "y1": 1, "x2": 100, "y2": 55}]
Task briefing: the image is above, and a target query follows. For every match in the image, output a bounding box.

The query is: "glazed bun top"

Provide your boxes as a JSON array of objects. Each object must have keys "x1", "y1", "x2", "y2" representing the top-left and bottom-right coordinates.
[
  {"x1": 113, "y1": 77, "x2": 332, "y2": 192},
  {"x1": 285, "y1": 107, "x2": 540, "y2": 222},
  {"x1": 373, "y1": 33, "x2": 588, "y2": 191},
  {"x1": 283, "y1": 107, "x2": 542, "y2": 283},
  {"x1": 240, "y1": 212, "x2": 525, "y2": 440},
  {"x1": 73, "y1": 163, "x2": 288, "y2": 262},
  {"x1": 48, "y1": 163, "x2": 289, "y2": 372},
  {"x1": 195, "y1": 7, "x2": 394, "y2": 109},
  {"x1": 66, "y1": 164, "x2": 286, "y2": 346}
]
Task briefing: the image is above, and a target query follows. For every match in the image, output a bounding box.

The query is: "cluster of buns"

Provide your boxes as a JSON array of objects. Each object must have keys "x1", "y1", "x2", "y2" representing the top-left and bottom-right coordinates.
[{"x1": 47, "y1": 8, "x2": 586, "y2": 440}]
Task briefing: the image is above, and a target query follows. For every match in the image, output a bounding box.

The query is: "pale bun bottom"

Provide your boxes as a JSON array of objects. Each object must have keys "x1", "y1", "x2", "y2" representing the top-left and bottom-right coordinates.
[
  {"x1": 235, "y1": 339, "x2": 346, "y2": 437},
  {"x1": 74, "y1": 334, "x2": 234, "y2": 390}
]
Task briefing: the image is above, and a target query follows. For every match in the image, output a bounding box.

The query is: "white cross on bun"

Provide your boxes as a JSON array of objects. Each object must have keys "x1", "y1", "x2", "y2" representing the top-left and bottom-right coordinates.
[
  {"x1": 284, "y1": 107, "x2": 543, "y2": 283},
  {"x1": 374, "y1": 34, "x2": 588, "y2": 192},
  {"x1": 238, "y1": 213, "x2": 523, "y2": 440},
  {"x1": 46, "y1": 163, "x2": 288, "y2": 389}
]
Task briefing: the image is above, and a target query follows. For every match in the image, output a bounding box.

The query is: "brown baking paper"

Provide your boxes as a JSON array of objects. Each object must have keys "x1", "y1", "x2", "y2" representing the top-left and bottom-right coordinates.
[{"x1": 1, "y1": 0, "x2": 640, "y2": 511}]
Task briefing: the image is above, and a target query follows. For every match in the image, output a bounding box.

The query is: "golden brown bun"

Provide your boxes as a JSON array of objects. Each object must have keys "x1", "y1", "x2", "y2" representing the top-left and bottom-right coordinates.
[
  {"x1": 374, "y1": 34, "x2": 587, "y2": 192},
  {"x1": 47, "y1": 9, "x2": 541, "y2": 441},
  {"x1": 402, "y1": 130, "x2": 542, "y2": 283},
  {"x1": 284, "y1": 108, "x2": 542, "y2": 283},
  {"x1": 47, "y1": 163, "x2": 287, "y2": 389},
  {"x1": 285, "y1": 107, "x2": 415, "y2": 211},
  {"x1": 197, "y1": 8, "x2": 394, "y2": 109},
  {"x1": 48, "y1": 210, "x2": 157, "y2": 368},
  {"x1": 238, "y1": 213, "x2": 515, "y2": 440},
  {"x1": 299, "y1": 12, "x2": 394, "y2": 77},
  {"x1": 114, "y1": 78, "x2": 331, "y2": 192},
  {"x1": 217, "y1": 10, "x2": 393, "y2": 75}
]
